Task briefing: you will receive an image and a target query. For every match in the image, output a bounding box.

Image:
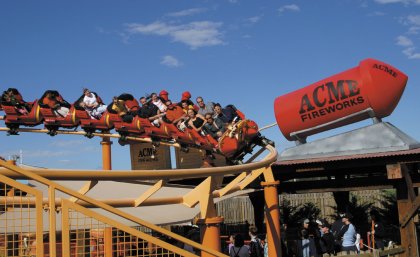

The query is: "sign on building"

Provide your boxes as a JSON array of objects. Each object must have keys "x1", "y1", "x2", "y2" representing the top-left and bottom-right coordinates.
[
  {"x1": 175, "y1": 148, "x2": 226, "y2": 169},
  {"x1": 130, "y1": 143, "x2": 171, "y2": 170}
]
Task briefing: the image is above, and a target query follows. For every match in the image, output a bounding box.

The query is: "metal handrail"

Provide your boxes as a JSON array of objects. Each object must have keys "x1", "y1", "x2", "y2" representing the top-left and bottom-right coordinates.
[{"x1": 0, "y1": 145, "x2": 277, "y2": 256}]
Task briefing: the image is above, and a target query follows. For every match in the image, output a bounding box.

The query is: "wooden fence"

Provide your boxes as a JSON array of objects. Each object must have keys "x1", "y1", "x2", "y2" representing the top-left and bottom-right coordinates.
[{"x1": 216, "y1": 189, "x2": 390, "y2": 225}]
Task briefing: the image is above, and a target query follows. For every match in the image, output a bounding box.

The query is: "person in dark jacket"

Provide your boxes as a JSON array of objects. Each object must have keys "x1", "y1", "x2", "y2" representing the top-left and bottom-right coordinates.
[
  {"x1": 203, "y1": 113, "x2": 226, "y2": 139},
  {"x1": 369, "y1": 209, "x2": 385, "y2": 250},
  {"x1": 297, "y1": 219, "x2": 319, "y2": 257},
  {"x1": 319, "y1": 219, "x2": 335, "y2": 256},
  {"x1": 230, "y1": 233, "x2": 250, "y2": 257}
]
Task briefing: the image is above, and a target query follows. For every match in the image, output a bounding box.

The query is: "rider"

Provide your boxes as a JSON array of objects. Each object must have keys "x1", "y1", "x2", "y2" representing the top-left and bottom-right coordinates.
[{"x1": 79, "y1": 88, "x2": 107, "y2": 119}]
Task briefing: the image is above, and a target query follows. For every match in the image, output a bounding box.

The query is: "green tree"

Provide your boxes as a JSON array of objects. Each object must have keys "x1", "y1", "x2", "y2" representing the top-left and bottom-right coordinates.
[
  {"x1": 279, "y1": 198, "x2": 296, "y2": 225},
  {"x1": 374, "y1": 190, "x2": 398, "y2": 227},
  {"x1": 347, "y1": 195, "x2": 373, "y2": 237},
  {"x1": 372, "y1": 190, "x2": 400, "y2": 243},
  {"x1": 329, "y1": 194, "x2": 373, "y2": 239},
  {"x1": 289, "y1": 202, "x2": 321, "y2": 225}
]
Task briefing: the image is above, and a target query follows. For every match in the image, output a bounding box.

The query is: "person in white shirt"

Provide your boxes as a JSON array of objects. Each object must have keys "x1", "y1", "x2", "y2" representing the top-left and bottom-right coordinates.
[
  {"x1": 151, "y1": 92, "x2": 167, "y2": 113},
  {"x1": 80, "y1": 88, "x2": 107, "y2": 119}
]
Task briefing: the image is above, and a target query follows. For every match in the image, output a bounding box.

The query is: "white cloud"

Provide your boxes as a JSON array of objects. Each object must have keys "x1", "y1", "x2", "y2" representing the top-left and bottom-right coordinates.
[
  {"x1": 396, "y1": 35, "x2": 413, "y2": 46},
  {"x1": 278, "y1": 4, "x2": 300, "y2": 13},
  {"x1": 396, "y1": 36, "x2": 420, "y2": 59},
  {"x1": 407, "y1": 15, "x2": 420, "y2": 25},
  {"x1": 161, "y1": 55, "x2": 183, "y2": 67},
  {"x1": 367, "y1": 11, "x2": 386, "y2": 16},
  {"x1": 402, "y1": 47, "x2": 420, "y2": 59},
  {"x1": 248, "y1": 16, "x2": 262, "y2": 23},
  {"x1": 49, "y1": 139, "x2": 86, "y2": 147},
  {"x1": 399, "y1": 15, "x2": 420, "y2": 34},
  {"x1": 228, "y1": 0, "x2": 238, "y2": 3},
  {"x1": 374, "y1": 0, "x2": 420, "y2": 4},
  {"x1": 374, "y1": 0, "x2": 405, "y2": 3},
  {"x1": 125, "y1": 21, "x2": 224, "y2": 49},
  {"x1": 408, "y1": 26, "x2": 420, "y2": 34},
  {"x1": 167, "y1": 8, "x2": 206, "y2": 17},
  {"x1": 360, "y1": 2, "x2": 369, "y2": 7}
]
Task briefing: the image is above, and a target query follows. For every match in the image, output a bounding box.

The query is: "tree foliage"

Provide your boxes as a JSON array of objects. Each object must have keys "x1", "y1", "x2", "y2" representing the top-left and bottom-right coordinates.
[{"x1": 280, "y1": 199, "x2": 321, "y2": 226}]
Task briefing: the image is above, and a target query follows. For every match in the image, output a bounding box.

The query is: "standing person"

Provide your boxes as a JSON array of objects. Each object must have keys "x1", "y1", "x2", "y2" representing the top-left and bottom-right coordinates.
[
  {"x1": 331, "y1": 213, "x2": 345, "y2": 236},
  {"x1": 297, "y1": 219, "x2": 310, "y2": 257},
  {"x1": 336, "y1": 213, "x2": 357, "y2": 255},
  {"x1": 263, "y1": 234, "x2": 268, "y2": 257},
  {"x1": 319, "y1": 220, "x2": 335, "y2": 256},
  {"x1": 331, "y1": 212, "x2": 345, "y2": 253},
  {"x1": 281, "y1": 223, "x2": 290, "y2": 257},
  {"x1": 248, "y1": 226, "x2": 263, "y2": 257},
  {"x1": 297, "y1": 219, "x2": 318, "y2": 257},
  {"x1": 369, "y1": 209, "x2": 385, "y2": 250},
  {"x1": 80, "y1": 88, "x2": 107, "y2": 119},
  {"x1": 227, "y1": 235, "x2": 235, "y2": 255},
  {"x1": 230, "y1": 234, "x2": 249, "y2": 257},
  {"x1": 196, "y1": 96, "x2": 214, "y2": 117}
]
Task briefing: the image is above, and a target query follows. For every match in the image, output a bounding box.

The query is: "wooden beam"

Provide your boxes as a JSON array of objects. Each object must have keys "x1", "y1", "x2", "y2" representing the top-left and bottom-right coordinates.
[
  {"x1": 378, "y1": 247, "x2": 405, "y2": 256},
  {"x1": 397, "y1": 199, "x2": 418, "y2": 257},
  {"x1": 279, "y1": 176, "x2": 392, "y2": 193},
  {"x1": 401, "y1": 163, "x2": 416, "y2": 202},
  {"x1": 69, "y1": 181, "x2": 98, "y2": 203},
  {"x1": 134, "y1": 180, "x2": 164, "y2": 207},
  {"x1": 387, "y1": 163, "x2": 403, "y2": 179}
]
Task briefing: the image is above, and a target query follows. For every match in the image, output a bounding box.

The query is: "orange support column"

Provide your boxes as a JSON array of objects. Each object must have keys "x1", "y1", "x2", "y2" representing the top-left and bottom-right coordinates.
[
  {"x1": 6, "y1": 160, "x2": 16, "y2": 211},
  {"x1": 261, "y1": 181, "x2": 282, "y2": 257},
  {"x1": 104, "y1": 227, "x2": 113, "y2": 257},
  {"x1": 101, "y1": 137, "x2": 112, "y2": 170},
  {"x1": 197, "y1": 216, "x2": 224, "y2": 257}
]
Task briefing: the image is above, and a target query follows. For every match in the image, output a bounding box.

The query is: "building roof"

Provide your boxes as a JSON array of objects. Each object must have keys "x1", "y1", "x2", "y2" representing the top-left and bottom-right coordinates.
[
  {"x1": 274, "y1": 147, "x2": 420, "y2": 166},
  {"x1": 275, "y1": 122, "x2": 420, "y2": 166}
]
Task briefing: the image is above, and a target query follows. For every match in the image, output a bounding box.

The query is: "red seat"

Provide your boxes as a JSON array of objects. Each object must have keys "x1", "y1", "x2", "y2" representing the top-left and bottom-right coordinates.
[
  {"x1": 114, "y1": 116, "x2": 146, "y2": 136},
  {"x1": 3, "y1": 100, "x2": 43, "y2": 126},
  {"x1": 80, "y1": 111, "x2": 121, "y2": 132},
  {"x1": 161, "y1": 123, "x2": 194, "y2": 144}
]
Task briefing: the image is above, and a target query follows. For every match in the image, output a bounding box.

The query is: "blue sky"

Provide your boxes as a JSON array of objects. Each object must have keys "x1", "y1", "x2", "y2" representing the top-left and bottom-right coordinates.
[{"x1": 0, "y1": 0, "x2": 419, "y2": 169}]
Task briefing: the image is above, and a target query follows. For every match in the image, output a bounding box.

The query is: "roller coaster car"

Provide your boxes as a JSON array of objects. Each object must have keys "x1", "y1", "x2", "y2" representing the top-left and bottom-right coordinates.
[
  {"x1": 116, "y1": 116, "x2": 173, "y2": 142},
  {"x1": 80, "y1": 94, "x2": 140, "y2": 138},
  {"x1": 161, "y1": 123, "x2": 195, "y2": 145},
  {"x1": 1, "y1": 88, "x2": 42, "y2": 135},
  {"x1": 118, "y1": 93, "x2": 140, "y2": 113},
  {"x1": 114, "y1": 116, "x2": 146, "y2": 138},
  {"x1": 38, "y1": 90, "x2": 84, "y2": 135},
  {"x1": 218, "y1": 119, "x2": 262, "y2": 162},
  {"x1": 80, "y1": 110, "x2": 121, "y2": 138},
  {"x1": 74, "y1": 91, "x2": 105, "y2": 108},
  {"x1": 1, "y1": 101, "x2": 42, "y2": 134}
]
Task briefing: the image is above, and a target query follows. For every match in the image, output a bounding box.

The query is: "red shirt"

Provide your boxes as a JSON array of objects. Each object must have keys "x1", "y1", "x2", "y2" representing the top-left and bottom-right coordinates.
[{"x1": 165, "y1": 105, "x2": 185, "y2": 123}]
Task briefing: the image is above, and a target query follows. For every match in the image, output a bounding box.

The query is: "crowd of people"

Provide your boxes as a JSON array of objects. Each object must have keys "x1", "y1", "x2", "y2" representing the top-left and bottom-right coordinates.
[
  {"x1": 1, "y1": 88, "x2": 241, "y2": 141},
  {"x1": 280, "y1": 210, "x2": 385, "y2": 256},
  {"x1": 224, "y1": 210, "x2": 387, "y2": 257}
]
